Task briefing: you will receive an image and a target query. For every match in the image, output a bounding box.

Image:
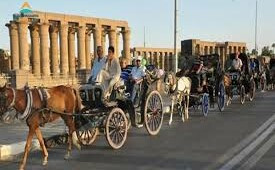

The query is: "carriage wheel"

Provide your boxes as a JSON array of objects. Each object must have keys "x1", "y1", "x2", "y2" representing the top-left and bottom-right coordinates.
[
  {"x1": 75, "y1": 109, "x2": 99, "y2": 146},
  {"x1": 76, "y1": 128, "x2": 99, "y2": 146},
  {"x1": 105, "y1": 108, "x2": 128, "y2": 149},
  {"x1": 201, "y1": 93, "x2": 209, "y2": 117},
  {"x1": 217, "y1": 82, "x2": 226, "y2": 112},
  {"x1": 144, "y1": 90, "x2": 164, "y2": 136},
  {"x1": 249, "y1": 80, "x2": 256, "y2": 101},
  {"x1": 240, "y1": 85, "x2": 246, "y2": 104}
]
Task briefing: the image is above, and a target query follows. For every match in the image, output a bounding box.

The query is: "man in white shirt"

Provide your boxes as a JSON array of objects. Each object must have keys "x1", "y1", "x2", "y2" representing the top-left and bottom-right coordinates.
[
  {"x1": 129, "y1": 56, "x2": 146, "y2": 102},
  {"x1": 96, "y1": 46, "x2": 121, "y2": 99},
  {"x1": 232, "y1": 53, "x2": 243, "y2": 71},
  {"x1": 88, "y1": 46, "x2": 106, "y2": 83}
]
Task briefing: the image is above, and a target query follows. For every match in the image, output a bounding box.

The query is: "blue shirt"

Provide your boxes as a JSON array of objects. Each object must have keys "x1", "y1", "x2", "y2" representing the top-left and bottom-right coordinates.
[
  {"x1": 121, "y1": 65, "x2": 133, "y2": 81},
  {"x1": 250, "y1": 61, "x2": 256, "y2": 70},
  {"x1": 90, "y1": 56, "x2": 106, "y2": 81}
]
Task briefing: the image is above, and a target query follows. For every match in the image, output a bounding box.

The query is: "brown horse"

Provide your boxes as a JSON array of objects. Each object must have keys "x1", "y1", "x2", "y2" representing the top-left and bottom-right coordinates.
[{"x1": 0, "y1": 84, "x2": 81, "y2": 170}]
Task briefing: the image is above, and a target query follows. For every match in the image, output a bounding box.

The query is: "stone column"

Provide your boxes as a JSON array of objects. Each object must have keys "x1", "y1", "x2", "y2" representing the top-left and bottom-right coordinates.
[
  {"x1": 29, "y1": 25, "x2": 40, "y2": 76},
  {"x1": 59, "y1": 24, "x2": 69, "y2": 76},
  {"x1": 6, "y1": 22, "x2": 19, "y2": 70},
  {"x1": 77, "y1": 25, "x2": 86, "y2": 69},
  {"x1": 123, "y1": 28, "x2": 131, "y2": 63},
  {"x1": 101, "y1": 31, "x2": 106, "y2": 56},
  {"x1": 40, "y1": 22, "x2": 50, "y2": 77},
  {"x1": 220, "y1": 47, "x2": 225, "y2": 70},
  {"x1": 17, "y1": 18, "x2": 29, "y2": 70},
  {"x1": 156, "y1": 52, "x2": 160, "y2": 68},
  {"x1": 109, "y1": 27, "x2": 117, "y2": 56},
  {"x1": 49, "y1": 26, "x2": 59, "y2": 76},
  {"x1": 85, "y1": 29, "x2": 92, "y2": 69},
  {"x1": 68, "y1": 27, "x2": 76, "y2": 75},
  {"x1": 144, "y1": 51, "x2": 148, "y2": 61},
  {"x1": 161, "y1": 53, "x2": 165, "y2": 70},
  {"x1": 165, "y1": 53, "x2": 169, "y2": 71},
  {"x1": 116, "y1": 31, "x2": 120, "y2": 57},
  {"x1": 93, "y1": 26, "x2": 102, "y2": 58}
]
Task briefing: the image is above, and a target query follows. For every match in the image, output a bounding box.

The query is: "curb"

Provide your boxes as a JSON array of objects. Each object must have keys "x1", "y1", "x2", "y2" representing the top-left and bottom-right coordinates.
[{"x1": 0, "y1": 140, "x2": 40, "y2": 161}]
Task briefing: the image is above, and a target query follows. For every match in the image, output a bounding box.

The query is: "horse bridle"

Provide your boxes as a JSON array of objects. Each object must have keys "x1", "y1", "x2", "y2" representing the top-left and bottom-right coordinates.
[{"x1": 0, "y1": 87, "x2": 16, "y2": 115}]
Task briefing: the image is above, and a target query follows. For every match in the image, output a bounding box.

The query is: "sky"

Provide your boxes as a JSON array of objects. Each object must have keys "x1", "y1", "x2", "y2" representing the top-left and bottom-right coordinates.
[{"x1": 0, "y1": 0, "x2": 274, "y2": 52}]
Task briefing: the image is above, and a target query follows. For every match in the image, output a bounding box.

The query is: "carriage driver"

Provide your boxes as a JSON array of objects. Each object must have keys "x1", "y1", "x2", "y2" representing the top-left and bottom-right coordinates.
[
  {"x1": 129, "y1": 56, "x2": 146, "y2": 102},
  {"x1": 231, "y1": 52, "x2": 243, "y2": 72},
  {"x1": 189, "y1": 59, "x2": 204, "y2": 92},
  {"x1": 95, "y1": 46, "x2": 121, "y2": 99},
  {"x1": 88, "y1": 46, "x2": 106, "y2": 83}
]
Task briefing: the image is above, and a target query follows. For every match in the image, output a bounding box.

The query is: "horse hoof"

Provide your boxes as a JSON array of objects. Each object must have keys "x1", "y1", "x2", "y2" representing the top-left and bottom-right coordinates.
[
  {"x1": 42, "y1": 158, "x2": 48, "y2": 166},
  {"x1": 42, "y1": 160, "x2": 48, "y2": 166},
  {"x1": 64, "y1": 154, "x2": 70, "y2": 160}
]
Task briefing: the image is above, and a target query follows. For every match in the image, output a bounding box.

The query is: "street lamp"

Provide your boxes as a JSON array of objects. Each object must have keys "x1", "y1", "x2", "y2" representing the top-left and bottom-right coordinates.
[
  {"x1": 174, "y1": 0, "x2": 178, "y2": 72},
  {"x1": 255, "y1": 0, "x2": 258, "y2": 56}
]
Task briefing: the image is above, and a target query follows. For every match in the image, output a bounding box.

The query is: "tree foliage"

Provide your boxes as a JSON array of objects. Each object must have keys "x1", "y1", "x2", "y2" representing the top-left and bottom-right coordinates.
[{"x1": 261, "y1": 46, "x2": 273, "y2": 56}]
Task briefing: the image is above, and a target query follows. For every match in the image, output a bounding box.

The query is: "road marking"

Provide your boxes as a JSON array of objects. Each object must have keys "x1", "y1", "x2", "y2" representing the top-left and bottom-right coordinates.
[
  {"x1": 239, "y1": 131, "x2": 275, "y2": 170},
  {"x1": 219, "y1": 123, "x2": 275, "y2": 170},
  {"x1": 204, "y1": 113, "x2": 275, "y2": 170}
]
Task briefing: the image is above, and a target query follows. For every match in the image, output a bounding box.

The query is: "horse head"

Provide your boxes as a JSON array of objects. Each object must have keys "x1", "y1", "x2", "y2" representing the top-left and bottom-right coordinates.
[{"x1": 0, "y1": 84, "x2": 17, "y2": 123}]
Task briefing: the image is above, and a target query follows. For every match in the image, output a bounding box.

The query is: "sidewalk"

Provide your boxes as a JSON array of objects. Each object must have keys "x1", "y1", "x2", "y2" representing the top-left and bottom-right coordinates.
[{"x1": 0, "y1": 119, "x2": 66, "y2": 160}]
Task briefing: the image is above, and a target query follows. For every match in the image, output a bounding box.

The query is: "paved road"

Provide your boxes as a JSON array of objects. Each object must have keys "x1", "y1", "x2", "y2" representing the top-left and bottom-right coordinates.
[{"x1": 1, "y1": 91, "x2": 275, "y2": 170}]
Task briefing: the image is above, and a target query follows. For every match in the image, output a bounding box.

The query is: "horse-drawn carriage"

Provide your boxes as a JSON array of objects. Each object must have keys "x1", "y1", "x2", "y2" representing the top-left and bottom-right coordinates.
[
  {"x1": 75, "y1": 65, "x2": 164, "y2": 149},
  {"x1": 200, "y1": 54, "x2": 227, "y2": 112},
  {"x1": 225, "y1": 53, "x2": 256, "y2": 104},
  {"x1": 165, "y1": 55, "x2": 216, "y2": 125}
]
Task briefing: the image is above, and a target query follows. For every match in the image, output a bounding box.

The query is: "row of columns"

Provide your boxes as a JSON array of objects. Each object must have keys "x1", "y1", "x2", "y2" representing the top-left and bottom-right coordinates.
[
  {"x1": 195, "y1": 45, "x2": 246, "y2": 56},
  {"x1": 134, "y1": 51, "x2": 173, "y2": 71},
  {"x1": 6, "y1": 18, "x2": 131, "y2": 77}
]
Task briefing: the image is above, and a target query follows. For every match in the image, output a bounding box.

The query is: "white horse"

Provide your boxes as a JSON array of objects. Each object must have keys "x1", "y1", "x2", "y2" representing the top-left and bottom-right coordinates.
[{"x1": 164, "y1": 72, "x2": 192, "y2": 125}]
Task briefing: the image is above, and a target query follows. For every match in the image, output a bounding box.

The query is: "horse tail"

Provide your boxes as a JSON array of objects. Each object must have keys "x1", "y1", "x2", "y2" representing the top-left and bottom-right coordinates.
[{"x1": 72, "y1": 88, "x2": 82, "y2": 114}]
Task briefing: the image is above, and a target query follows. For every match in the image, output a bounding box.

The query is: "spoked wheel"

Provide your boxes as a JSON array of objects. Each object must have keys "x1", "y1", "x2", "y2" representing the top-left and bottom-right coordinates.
[
  {"x1": 144, "y1": 90, "x2": 164, "y2": 136},
  {"x1": 217, "y1": 82, "x2": 226, "y2": 112},
  {"x1": 240, "y1": 85, "x2": 246, "y2": 104},
  {"x1": 201, "y1": 93, "x2": 209, "y2": 117},
  {"x1": 249, "y1": 79, "x2": 256, "y2": 101},
  {"x1": 76, "y1": 128, "x2": 99, "y2": 146},
  {"x1": 105, "y1": 107, "x2": 128, "y2": 149},
  {"x1": 75, "y1": 110, "x2": 98, "y2": 146}
]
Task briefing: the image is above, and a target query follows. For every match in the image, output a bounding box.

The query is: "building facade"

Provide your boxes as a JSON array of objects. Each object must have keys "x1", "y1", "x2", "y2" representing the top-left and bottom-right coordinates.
[{"x1": 181, "y1": 39, "x2": 247, "y2": 68}]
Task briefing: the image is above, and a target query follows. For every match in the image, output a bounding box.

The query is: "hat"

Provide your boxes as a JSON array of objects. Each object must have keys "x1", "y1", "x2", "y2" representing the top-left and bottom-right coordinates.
[{"x1": 135, "y1": 56, "x2": 143, "y2": 61}]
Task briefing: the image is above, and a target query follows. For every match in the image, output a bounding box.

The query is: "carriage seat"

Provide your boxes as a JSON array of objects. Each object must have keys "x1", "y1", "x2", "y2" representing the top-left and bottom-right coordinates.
[{"x1": 79, "y1": 84, "x2": 104, "y2": 107}]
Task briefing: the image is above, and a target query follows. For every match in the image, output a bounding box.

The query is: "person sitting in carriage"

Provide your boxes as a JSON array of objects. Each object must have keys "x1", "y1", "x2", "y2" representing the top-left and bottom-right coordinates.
[
  {"x1": 95, "y1": 46, "x2": 121, "y2": 99},
  {"x1": 88, "y1": 46, "x2": 106, "y2": 84},
  {"x1": 120, "y1": 57, "x2": 133, "y2": 93},
  {"x1": 189, "y1": 58, "x2": 204, "y2": 92},
  {"x1": 231, "y1": 52, "x2": 243, "y2": 73},
  {"x1": 129, "y1": 56, "x2": 146, "y2": 103},
  {"x1": 250, "y1": 58, "x2": 256, "y2": 73}
]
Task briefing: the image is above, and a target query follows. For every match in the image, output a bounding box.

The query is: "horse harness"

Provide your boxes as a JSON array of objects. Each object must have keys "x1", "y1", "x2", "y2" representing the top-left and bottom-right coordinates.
[{"x1": 6, "y1": 87, "x2": 54, "y2": 125}]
